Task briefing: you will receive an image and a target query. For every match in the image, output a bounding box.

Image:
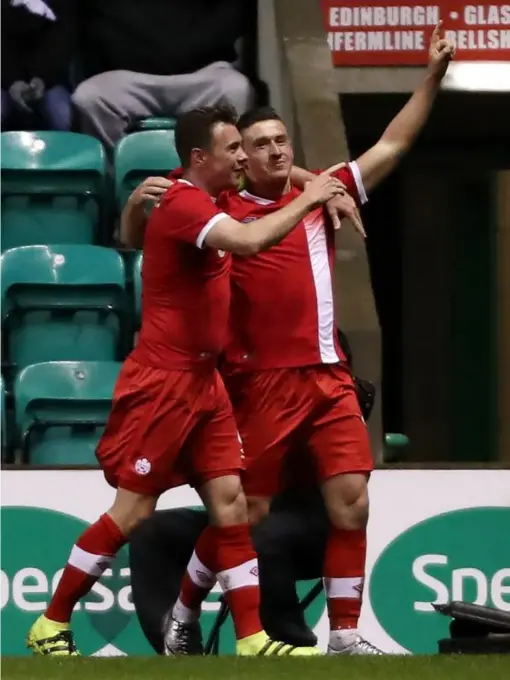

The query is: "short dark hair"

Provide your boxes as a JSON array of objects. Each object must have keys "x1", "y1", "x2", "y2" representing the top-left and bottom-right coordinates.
[
  {"x1": 174, "y1": 105, "x2": 238, "y2": 168},
  {"x1": 237, "y1": 106, "x2": 283, "y2": 133}
]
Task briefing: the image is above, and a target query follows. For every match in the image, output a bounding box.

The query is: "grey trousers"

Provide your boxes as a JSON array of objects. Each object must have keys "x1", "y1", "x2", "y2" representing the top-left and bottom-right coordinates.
[{"x1": 72, "y1": 61, "x2": 253, "y2": 150}]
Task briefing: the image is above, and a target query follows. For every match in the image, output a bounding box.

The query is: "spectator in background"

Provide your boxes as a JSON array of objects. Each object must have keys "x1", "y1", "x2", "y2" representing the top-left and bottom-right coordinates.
[
  {"x1": 1, "y1": 0, "x2": 76, "y2": 131},
  {"x1": 73, "y1": 0, "x2": 256, "y2": 151}
]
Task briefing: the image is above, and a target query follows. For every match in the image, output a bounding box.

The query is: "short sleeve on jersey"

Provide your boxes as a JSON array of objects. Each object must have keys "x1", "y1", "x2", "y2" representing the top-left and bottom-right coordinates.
[
  {"x1": 316, "y1": 161, "x2": 368, "y2": 207},
  {"x1": 153, "y1": 181, "x2": 228, "y2": 248},
  {"x1": 342, "y1": 161, "x2": 368, "y2": 206}
]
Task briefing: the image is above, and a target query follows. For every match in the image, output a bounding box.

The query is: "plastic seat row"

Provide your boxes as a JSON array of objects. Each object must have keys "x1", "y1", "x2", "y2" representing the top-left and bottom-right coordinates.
[
  {"x1": 4, "y1": 360, "x2": 120, "y2": 465},
  {"x1": 1, "y1": 245, "x2": 143, "y2": 374},
  {"x1": 1, "y1": 129, "x2": 179, "y2": 252},
  {"x1": 2, "y1": 359, "x2": 413, "y2": 467},
  {"x1": 1, "y1": 374, "x2": 5, "y2": 449}
]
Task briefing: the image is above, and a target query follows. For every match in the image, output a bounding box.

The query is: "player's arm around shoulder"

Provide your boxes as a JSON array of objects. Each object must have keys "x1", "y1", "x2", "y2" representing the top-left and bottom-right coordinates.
[
  {"x1": 203, "y1": 173, "x2": 345, "y2": 256},
  {"x1": 120, "y1": 176, "x2": 173, "y2": 248}
]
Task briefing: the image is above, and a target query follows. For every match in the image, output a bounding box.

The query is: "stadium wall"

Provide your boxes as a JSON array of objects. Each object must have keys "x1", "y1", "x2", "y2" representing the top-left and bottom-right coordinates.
[
  {"x1": 258, "y1": 1, "x2": 510, "y2": 463},
  {"x1": 2, "y1": 469, "x2": 509, "y2": 656}
]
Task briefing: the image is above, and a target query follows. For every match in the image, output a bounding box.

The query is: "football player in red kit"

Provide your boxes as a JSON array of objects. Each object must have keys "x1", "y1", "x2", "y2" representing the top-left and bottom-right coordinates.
[
  {"x1": 167, "y1": 23, "x2": 455, "y2": 656},
  {"x1": 118, "y1": 24, "x2": 454, "y2": 656},
  {"x1": 26, "y1": 106, "x2": 344, "y2": 657}
]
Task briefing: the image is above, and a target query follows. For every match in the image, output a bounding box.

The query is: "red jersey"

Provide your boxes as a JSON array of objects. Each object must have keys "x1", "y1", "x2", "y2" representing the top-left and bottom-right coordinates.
[
  {"x1": 220, "y1": 162, "x2": 368, "y2": 373},
  {"x1": 132, "y1": 180, "x2": 231, "y2": 370}
]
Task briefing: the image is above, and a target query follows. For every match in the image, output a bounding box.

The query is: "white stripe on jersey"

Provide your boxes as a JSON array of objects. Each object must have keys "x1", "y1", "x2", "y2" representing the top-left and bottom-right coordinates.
[{"x1": 303, "y1": 209, "x2": 339, "y2": 364}]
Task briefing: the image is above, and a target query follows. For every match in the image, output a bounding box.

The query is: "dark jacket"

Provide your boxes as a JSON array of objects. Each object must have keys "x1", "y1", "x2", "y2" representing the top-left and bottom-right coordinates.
[
  {"x1": 1, "y1": 0, "x2": 76, "y2": 88},
  {"x1": 79, "y1": 0, "x2": 255, "y2": 78}
]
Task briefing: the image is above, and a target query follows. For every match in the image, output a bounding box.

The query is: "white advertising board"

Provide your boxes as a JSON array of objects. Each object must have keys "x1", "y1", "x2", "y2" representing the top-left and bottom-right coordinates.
[{"x1": 2, "y1": 469, "x2": 509, "y2": 656}]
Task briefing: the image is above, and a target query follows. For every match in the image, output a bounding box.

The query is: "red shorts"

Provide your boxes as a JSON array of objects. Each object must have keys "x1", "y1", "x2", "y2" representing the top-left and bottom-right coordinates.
[
  {"x1": 97, "y1": 357, "x2": 243, "y2": 496},
  {"x1": 225, "y1": 364, "x2": 374, "y2": 497}
]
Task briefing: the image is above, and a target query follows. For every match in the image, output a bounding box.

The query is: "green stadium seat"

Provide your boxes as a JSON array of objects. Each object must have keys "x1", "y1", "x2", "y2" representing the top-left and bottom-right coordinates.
[
  {"x1": 1, "y1": 245, "x2": 128, "y2": 374},
  {"x1": 14, "y1": 361, "x2": 121, "y2": 465},
  {"x1": 383, "y1": 433, "x2": 410, "y2": 462},
  {"x1": 114, "y1": 130, "x2": 179, "y2": 210},
  {"x1": 132, "y1": 117, "x2": 177, "y2": 132},
  {"x1": 1, "y1": 131, "x2": 106, "y2": 251},
  {"x1": 0, "y1": 374, "x2": 5, "y2": 449},
  {"x1": 133, "y1": 251, "x2": 143, "y2": 328}
]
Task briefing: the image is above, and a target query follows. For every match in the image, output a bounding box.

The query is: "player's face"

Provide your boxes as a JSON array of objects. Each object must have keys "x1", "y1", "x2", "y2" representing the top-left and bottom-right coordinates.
[
  {"x1": 241, "y1": 119, "x2": 294, "y2": 184},
  {"x1": 204, "y1": 123, "x2": 248, "y2": 192}
]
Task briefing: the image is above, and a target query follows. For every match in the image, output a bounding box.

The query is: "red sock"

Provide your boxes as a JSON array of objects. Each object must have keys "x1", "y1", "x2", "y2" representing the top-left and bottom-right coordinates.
[
  {"x1": 46, "y1": 513, "x2": 127, "y2": 623},
  {"x1": 173, "y1": 527, "x2": 217, "y2": 623},
  {"x1": 323, "y1": 527, "x2": 367, "y2": 630},
  {"x1": 213, "y1": 524, "x2": 262, "y2": 640}
]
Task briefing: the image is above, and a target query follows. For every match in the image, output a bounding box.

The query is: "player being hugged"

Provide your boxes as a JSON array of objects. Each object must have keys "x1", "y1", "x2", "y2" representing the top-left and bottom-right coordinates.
[{"x1": 167, "y1": 22, "x2": 455, "y2": 656}]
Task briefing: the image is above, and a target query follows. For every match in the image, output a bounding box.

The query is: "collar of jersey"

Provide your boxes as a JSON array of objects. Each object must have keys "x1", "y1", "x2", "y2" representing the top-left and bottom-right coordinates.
[{"x1": 238, "y1": 189, "x2": 275, "y2": 205}]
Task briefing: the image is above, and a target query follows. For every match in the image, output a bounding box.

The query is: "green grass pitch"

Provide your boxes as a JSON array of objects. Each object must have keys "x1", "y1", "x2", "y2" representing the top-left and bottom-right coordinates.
[{"x1": 2, "y1": 656, "x2": 510, "y2": 680}]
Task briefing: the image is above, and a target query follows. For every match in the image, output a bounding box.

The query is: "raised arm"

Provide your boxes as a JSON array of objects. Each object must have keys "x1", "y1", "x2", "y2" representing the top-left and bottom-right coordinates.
[
  {"x1": 120, "y1": 177, "x2": 172, "y2": 248},
  {"x1": 204, "y1": 173, "x2": 345, "y2": 256},
  {"x1": 354, "y1": 22, "x2": 455, "y2": 193}
]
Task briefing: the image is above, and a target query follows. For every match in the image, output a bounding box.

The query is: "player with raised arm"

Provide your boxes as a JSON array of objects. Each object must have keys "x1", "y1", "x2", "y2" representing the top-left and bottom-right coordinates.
[
  {"x1": 26, "y1": 106, "x2": 343, "y2": 657},
  {"x1": 164, "y1": 23, "x2": 455, "y2": 656},
  {"x1": 117, "y1": 24, "x2": 454, "y2": 656}
]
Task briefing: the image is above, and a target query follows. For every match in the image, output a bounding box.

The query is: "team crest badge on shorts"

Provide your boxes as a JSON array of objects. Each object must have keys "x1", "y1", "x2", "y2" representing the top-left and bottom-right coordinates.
[{"x1": 134, "y1": 457, "x2": 152, "y2": 475}]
